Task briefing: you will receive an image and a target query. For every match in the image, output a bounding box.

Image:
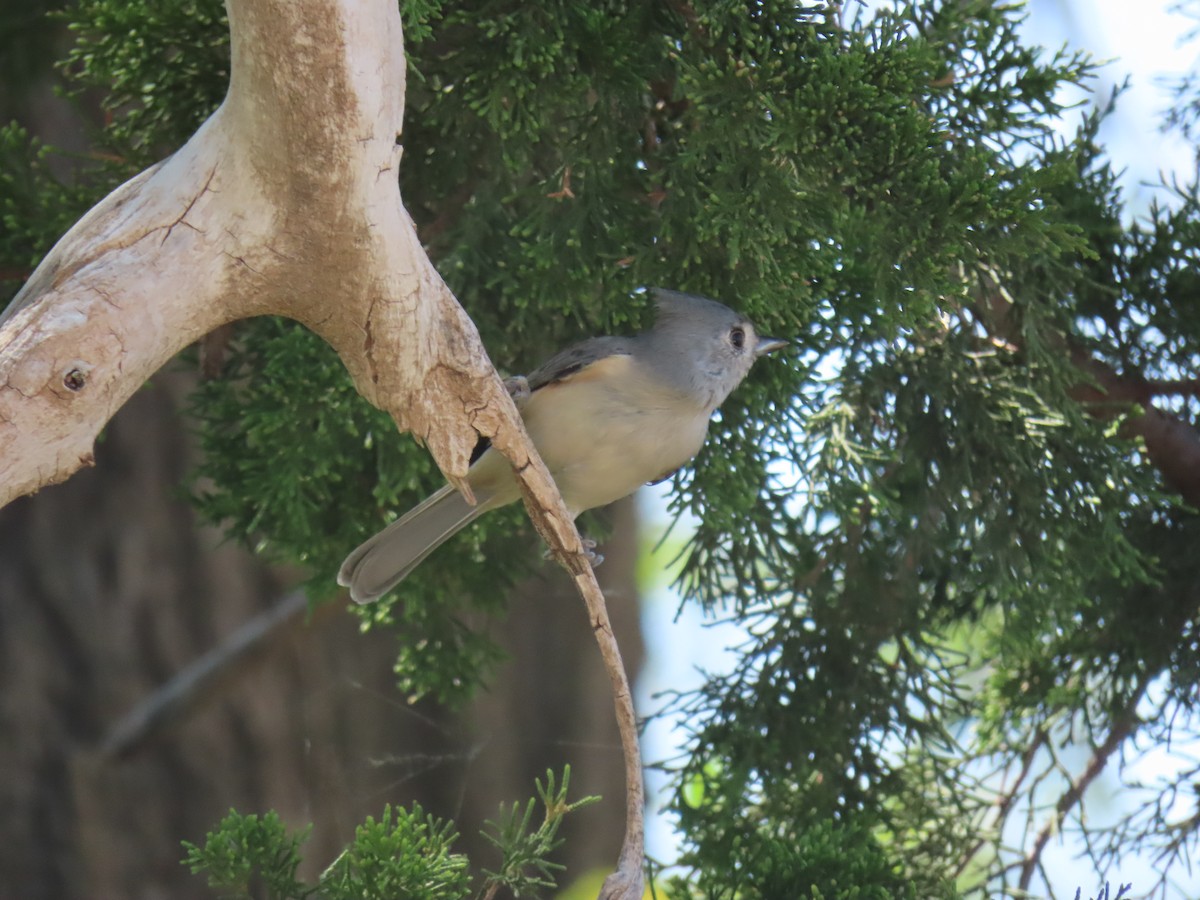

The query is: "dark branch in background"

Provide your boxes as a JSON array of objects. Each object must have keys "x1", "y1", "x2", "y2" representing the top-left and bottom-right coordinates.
[
  {"x1": 1073, "y1": 354, "x2": 1200, "y2": 506},
  {"x1": 98, "y1": 590, "x2": 318, "y2": 760},
  {"x1": 966, "y1": 266, "x2": 1200, "y2": 895},
  {"x1": 199, "y1": 322, "x2": 237, "y2": 379},
  {"x1": 1143, "y1": 376, "x2": 1200, "y2": 399},
  {"x1": 972, "y1": 267, "x2": 1200, "y2": 507}
]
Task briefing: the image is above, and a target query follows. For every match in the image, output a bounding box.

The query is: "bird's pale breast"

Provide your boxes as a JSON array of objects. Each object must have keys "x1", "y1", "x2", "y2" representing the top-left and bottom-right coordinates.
[
  {"x1": 526, "y1": 353, "x2": 709, "y2": 512},
  {"x1": 469, "y1": 353, "x2": 710, "y2": 516}
]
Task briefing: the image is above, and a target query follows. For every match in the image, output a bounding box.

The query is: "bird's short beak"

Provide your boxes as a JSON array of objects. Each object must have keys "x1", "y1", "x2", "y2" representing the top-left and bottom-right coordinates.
[{"x1": 755, "y1": 335, "x2": 789, "y2": 357}]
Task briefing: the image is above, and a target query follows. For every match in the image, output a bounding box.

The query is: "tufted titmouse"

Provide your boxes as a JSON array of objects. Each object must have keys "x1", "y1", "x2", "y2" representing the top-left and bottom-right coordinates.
[{"x1": 338, "y1": 289, "x2": 788, "y2": 603}]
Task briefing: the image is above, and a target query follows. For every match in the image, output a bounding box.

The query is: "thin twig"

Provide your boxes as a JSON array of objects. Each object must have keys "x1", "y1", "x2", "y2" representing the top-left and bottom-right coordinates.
[
  {"x1": 1143, "y1": 377, "x2": 1200, "y2": 399},
  {"x1": 1018, "y1": 677, "x2": 1151, "y2": 892},
  {"x1": 98, "y1": 589, "x2": 317, "y2": 760},
  {"x1": 954, "y1": 728, "x2": 1049, "y2": 880},
  {"x1": 573, "y1": 566, "x2": 645, "y2": 896}
]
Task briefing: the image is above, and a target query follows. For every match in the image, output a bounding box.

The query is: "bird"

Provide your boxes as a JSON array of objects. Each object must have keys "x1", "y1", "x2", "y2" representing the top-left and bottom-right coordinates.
[{"x1": 338, "y1": 288, "x2": 788, "y2": 603}]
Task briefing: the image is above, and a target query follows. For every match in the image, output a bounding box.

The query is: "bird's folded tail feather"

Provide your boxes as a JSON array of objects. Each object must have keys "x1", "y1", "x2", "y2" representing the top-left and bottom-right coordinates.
[{"x1": 338, "y1": 484, "x2": 490, "y2": 604}]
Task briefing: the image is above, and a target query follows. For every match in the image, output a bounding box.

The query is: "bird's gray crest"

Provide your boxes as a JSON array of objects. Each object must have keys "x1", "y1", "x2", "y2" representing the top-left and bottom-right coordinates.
[{"x1": 649, "y1": 287, "x2": 742, "y2": 329}]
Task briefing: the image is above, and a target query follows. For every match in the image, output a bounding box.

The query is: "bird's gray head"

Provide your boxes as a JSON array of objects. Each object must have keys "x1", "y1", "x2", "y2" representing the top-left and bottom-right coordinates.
[{"x1": 641, "y1": 288, "x2": 788, "y2": 412}]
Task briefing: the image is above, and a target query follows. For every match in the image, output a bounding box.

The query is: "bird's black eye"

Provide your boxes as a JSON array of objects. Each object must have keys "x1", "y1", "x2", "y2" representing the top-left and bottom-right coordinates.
[{"x1": 730, "y1": 326, "x2": 746, "y2": 349}]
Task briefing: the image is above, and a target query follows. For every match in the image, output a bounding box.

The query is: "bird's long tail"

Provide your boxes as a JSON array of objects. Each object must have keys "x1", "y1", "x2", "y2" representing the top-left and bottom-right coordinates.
[{"x1": 338, "y1": 484, "x2": 489, "y2": 604}]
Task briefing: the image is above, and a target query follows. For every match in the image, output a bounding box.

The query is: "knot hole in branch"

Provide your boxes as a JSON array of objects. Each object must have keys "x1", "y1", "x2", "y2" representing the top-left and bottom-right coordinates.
[{"x1": 62, "y1": 368, "x2": 87, "y2": 392}]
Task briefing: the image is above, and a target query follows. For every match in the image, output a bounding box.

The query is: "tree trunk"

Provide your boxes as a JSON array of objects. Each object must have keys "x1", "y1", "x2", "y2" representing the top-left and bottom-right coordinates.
[{"x1": 0, "y1": 367, "x2": 642, "y2": 898}]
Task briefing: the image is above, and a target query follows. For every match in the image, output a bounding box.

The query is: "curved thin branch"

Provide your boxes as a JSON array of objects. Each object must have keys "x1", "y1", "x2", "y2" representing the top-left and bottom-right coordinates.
[
  {"x1": 487, "y1": 425, "x2": 645, "y2": 900},
  {"x1": 99, "y1": 590, "x2": 315, "y2": 760},
  {"x1": 954, "y1": 729, "x2": 1049, "y2": 881},
  {"x1": 1017, "y1": 677, "x2": 1150, "y2": 893}
]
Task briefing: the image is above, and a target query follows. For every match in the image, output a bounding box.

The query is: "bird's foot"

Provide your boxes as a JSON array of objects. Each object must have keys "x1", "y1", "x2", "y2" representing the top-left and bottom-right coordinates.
[
  {"x1": 542, "y1": 537, "x2": 605, "y2": 568},
  {"x1": 582, "y1": 537, "x2": 605, "y2": 569},
  {"x1": 503, "y1": 374, "x2": 531, "y2": 407}
]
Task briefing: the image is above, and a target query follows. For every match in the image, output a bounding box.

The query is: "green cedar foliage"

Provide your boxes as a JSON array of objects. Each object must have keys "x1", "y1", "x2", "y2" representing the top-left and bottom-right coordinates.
[
  {"x1": 6, "y1": 0, "x2": 1200, "y2": 895},
  {"x1": 660, "y1": 818, "x2": 945, "y2": 900},
  {"x1": 182, "y1": 768, "x2": 593, "y2": 900},
  {"x1": 0, "y1": 124, "x2": 105, "y2": 280}
]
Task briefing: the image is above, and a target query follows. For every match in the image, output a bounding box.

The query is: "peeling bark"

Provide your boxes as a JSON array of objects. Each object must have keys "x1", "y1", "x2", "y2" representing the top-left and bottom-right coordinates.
[{"x1": 0, "y1": 0, "x2": 492, "y2": 506}]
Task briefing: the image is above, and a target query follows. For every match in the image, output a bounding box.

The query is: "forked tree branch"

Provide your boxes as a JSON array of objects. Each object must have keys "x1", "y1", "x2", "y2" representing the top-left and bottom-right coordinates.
[
  {"x1": 0, "y1": 2, "x2": 643, "y2": 895},
  {"x1": 953, "y1": 728, "x2": 1049, "y2": 881},
  {"x1": 1016, "y1": 676, "x2": 1150, "y2": 893}
]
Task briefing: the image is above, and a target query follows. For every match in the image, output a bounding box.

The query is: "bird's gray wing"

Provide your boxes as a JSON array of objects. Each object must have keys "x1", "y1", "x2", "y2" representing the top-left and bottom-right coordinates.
[
  {"x1": 524, "y1": 336, "x2": 635, "y2": 391},
  {"x1": 468, "y1": 336, "x2": 635, "y2": 464}
]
